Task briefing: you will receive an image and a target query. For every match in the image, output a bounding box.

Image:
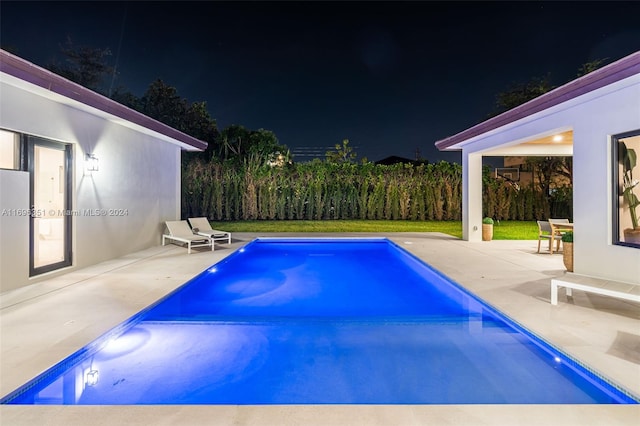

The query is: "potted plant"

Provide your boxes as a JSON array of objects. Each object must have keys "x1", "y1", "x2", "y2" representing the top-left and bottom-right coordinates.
[
  {"x1": 482, "y1": 217, "x2": 494, "y2": 241},
  {"x1": 619, "y1": 141, "x2": 640, "y2": 244},
  {"x1": 561, "y1": 231, "x2": 573, "y2": 272}
]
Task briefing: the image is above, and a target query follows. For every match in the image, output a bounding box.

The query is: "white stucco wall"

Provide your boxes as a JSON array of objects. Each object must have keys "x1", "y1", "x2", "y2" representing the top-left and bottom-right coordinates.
[
  {"x1": 0, "y1": 170, "x2": 29, "y2": 292},
  {"x1": 458, "y1": 74, "x2": 640, "y2": 284},
  {"x1": 570, "y1": 81, "x2": 640, "y2": 284},
  {"x1": 0, "y1": 78, "x2": 183, "y2": 291}
]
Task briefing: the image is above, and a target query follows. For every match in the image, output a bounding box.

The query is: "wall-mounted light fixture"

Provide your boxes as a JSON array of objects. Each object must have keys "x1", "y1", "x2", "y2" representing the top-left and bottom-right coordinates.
[
  {"x1": 85, "y1": 369, "x2": 99, "y2": 387},
  {"x1": 85, "y1": 154, "x2": 99, "y2": 172}
]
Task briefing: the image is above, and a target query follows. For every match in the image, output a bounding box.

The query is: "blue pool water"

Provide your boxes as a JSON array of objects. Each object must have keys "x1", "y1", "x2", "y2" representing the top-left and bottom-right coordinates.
[{"x1": 2, "y1": 238, "x2": 637, "y2": 404}]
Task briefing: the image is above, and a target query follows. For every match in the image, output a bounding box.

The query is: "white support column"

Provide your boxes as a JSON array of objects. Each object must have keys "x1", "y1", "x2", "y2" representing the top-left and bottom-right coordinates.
[
  {"x1": 462, "y1": 151, "x2": 483, "y2": 241},
  {"x1": 175, "y1": 147, "x2": 182, "y2": 220}
]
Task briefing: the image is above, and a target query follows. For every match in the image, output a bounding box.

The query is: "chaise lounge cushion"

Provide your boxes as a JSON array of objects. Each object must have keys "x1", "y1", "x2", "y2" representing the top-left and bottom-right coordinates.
[{"x1": 187, "y1": 217, "x2": 232, "y2": 244}]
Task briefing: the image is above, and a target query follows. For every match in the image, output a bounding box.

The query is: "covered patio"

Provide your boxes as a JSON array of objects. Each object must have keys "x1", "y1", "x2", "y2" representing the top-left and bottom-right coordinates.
[{"x1": 436, "y1": 51, "x2": 640, "y2": 286}]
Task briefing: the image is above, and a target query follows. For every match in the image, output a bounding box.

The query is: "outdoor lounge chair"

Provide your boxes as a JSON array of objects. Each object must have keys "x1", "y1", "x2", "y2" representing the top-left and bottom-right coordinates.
[
  {"x1": 162, "y1": 220, "x2": 213, "y2": 254},
  {"x1": 188, "y1": 217, "x2": 232, "y2": 244},
  {"x1": 537, "y1": 220, "x2": 562, "y2": 254}
]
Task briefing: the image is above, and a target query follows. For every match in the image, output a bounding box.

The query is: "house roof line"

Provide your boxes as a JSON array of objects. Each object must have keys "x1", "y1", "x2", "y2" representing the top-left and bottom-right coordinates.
[
  {"x1": 0, "y1": 49, "x2": 208, "y2": 151},
  {"x1": 435, "y1": 50, "x2": 640, "y2": 151}
]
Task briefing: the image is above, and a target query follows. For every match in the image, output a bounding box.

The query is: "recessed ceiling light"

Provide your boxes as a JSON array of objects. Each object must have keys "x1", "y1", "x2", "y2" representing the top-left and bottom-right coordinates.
[{"x1": 552, "y1": 135, "x2": 563, "y2": 142}]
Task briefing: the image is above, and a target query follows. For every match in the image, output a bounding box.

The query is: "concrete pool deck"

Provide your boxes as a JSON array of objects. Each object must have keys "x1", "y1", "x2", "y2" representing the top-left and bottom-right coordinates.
[{"x1": 1, "y1": 233, "x2": 639, "y2": 425}]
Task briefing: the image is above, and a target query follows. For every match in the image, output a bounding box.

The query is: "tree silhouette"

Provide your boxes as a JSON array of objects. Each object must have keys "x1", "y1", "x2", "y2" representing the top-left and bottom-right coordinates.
[{"x1": 47, "y1": 37, "x2": 114, "y2": 94}]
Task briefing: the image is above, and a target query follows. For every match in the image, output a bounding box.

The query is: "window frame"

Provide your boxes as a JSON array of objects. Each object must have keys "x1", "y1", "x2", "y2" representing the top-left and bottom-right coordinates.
[{"x1": 612, "y1": 129, "x2": 640, "y2": 248}]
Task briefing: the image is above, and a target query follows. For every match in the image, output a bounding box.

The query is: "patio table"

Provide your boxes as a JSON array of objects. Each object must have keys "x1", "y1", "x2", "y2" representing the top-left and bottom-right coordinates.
[{"x1": 550, "y1": 222, "x2": 573, "y2": 254}]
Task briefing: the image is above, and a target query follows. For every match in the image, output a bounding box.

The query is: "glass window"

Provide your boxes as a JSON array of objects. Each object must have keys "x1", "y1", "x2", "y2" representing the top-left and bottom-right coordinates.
[
  {"x1": 0, "y1": 129, "x2": 21, "y2": 170},
  {"x1": 613, "y1": 130, "x2": 640, "y2": 248}
]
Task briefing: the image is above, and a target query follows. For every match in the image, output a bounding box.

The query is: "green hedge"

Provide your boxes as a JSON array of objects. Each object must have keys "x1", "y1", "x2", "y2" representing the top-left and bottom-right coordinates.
[{"x1": 182, "y1": 159, "x2": 571, "y2": 221}]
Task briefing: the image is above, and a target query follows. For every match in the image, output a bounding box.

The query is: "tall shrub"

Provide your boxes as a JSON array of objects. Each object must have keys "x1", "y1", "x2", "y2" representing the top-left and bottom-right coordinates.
[{"x1": 182, "y1": 158, "x2": 569, "y2": 222}]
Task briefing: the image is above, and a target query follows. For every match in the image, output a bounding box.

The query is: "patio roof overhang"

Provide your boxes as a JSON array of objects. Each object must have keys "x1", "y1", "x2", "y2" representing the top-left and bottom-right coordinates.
[
  {"x1": 0, "y1": 49, "x2": 208, "y2": 152},
  {"x1": 435, "y1": 51, "x2": 640, "y2": 153}
]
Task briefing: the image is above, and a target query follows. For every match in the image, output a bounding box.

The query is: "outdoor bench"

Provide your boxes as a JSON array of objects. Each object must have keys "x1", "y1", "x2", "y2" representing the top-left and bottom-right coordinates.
[{"x1": 551, "y1": 274, "x2": 640, "y2": 305}]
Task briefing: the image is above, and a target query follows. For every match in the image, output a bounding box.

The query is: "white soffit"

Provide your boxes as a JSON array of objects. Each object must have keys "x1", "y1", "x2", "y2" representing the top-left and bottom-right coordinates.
[
  {"x1": 0, "y1": 72, "x2": 202, "y2": 151},
  {"x1": 480, "y1": 130, "x2": 574, "y2": 156}
]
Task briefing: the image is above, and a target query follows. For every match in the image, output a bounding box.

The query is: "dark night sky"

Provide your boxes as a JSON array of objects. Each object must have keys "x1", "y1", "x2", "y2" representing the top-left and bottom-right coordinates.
[{"x1": 2, "y1": 1, "x2": 639, "y2": 163}]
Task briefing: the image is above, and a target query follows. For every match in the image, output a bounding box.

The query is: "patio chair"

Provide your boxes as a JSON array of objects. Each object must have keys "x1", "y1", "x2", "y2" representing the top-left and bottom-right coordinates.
[
  {"x1": 537, "y1": 220, "x2": 562, "y2": 254},
  {"x1": 162, "y1": 220, "x2": 213, "y2": 254},
  {"x1": 549, "y1": 218, "x2": 570, "y2": 232},
  {"x1": 187, "y1": 217, "x2": 232, "y2": 244},
  {"x1": 549, "y1": 218, "x2": 570, "y2": 224},
  {"x1": 549, "y1": 218, "x2": 572, "y2": 247}
]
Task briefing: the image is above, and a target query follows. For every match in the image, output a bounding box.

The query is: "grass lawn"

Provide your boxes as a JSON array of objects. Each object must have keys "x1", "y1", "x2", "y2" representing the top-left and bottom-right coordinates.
[{"x1": 208, "y1": 220, "x2": 539, "y2": 240}]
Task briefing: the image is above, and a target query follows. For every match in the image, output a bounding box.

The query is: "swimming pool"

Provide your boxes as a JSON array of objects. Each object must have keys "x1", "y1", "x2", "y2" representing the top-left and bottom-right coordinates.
[{"x1": 2, "y1": 238, "x2": 637, "y2": 404}]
